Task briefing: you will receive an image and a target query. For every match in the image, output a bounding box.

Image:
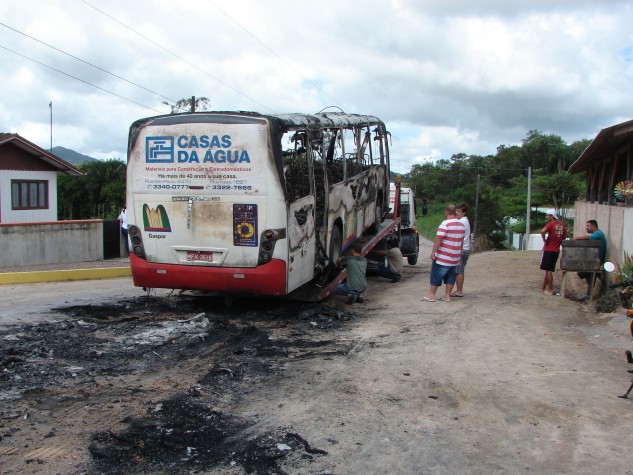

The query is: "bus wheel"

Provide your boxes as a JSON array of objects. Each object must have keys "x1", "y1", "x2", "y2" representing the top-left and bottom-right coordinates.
[
  {"x1": 224, "y1": 294, "x2": 234, "y2": 308},
  {"x1": 329, "y1": 226, "x2": 342, "y2": 269}
]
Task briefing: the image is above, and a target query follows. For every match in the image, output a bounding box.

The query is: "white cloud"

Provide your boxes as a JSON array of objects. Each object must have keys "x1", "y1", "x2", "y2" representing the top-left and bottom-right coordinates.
[{"x1": 0, "y1": 0, "x2": 631, "y2": 169}]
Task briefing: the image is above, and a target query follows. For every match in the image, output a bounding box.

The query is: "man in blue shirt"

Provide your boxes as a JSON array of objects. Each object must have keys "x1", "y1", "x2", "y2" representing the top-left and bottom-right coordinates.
[{"x1": 575, "y1": 219, "x2": 607, "y2": 300}]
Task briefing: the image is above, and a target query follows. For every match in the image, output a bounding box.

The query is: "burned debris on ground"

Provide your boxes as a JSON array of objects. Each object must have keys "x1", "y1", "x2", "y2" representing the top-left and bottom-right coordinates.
[
  {"x1": 89, "y1": 394, "x2": 328, "y2": 474},
  {"x1": 1, "y1": 295, "x2": 356, "y2": 473}
]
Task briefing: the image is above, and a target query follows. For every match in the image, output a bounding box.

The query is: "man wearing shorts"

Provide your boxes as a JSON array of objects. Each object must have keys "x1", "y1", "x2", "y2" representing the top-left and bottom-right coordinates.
[
  {"x1": 422, "y1": 204, "x2": 465, "y2": 302},
  {"x1": 452, "y1": 203, "x2": 471, "y2": 297},
  {"x1": 575, "y1": 219, "x2": 607, "y2": 300},
  {"x1": 539, "y1": 209, "x2": 567, "y2": 295}
]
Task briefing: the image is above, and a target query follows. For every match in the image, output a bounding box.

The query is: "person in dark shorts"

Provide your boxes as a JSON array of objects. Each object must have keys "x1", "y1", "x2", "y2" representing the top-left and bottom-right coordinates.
[
  {"x1": 575, "y1": 219, "x2": 607, "y2": 300},
  {"x1": 539, "y1": 209, "x2": 567, "y2": 295},
  {"x1": 369, "y1": 238, "x2": 403, "y2": 283},
  {"x1": 452, "y1": 203, "x2": 471, "y2": 297}
]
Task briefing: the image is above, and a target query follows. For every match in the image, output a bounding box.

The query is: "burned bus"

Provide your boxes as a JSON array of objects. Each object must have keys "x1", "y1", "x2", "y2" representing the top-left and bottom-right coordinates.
[{"x1": 125, "y1": 111, "x2": 390, "y2": 297}]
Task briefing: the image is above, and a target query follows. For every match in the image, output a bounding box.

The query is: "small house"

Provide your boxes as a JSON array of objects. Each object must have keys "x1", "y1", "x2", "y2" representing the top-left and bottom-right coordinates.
[
  {"x1": 0, "y1": 133, "x2": 83, "y2": 223},
  {"x1": 568, "y1": 119, "x2": 633, "y2": 266}
]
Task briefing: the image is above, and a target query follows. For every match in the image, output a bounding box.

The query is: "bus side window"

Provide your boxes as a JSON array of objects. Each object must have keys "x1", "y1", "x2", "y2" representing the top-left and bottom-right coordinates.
[
  {"x1": 345, "y1": 153, "x2": 361, "y2": 178},
  {"x1": 282, "y1": 131, "x2": 311, "y2": 202},
  {"x1": 325, "y1": 130, "x2": 344, "y2": 185},
  {"x1": 372, "y1": 126, "x2": 386, "y2": 166},
  {"x1": 310, "y1": 136, "x2": 326, "y2": 228},
  {"x1": 343, "y1": 128, "x2": 362, "y2": 178},
  {"x1": 359, "y1": 127, "x2": 372, "y2": 170}
]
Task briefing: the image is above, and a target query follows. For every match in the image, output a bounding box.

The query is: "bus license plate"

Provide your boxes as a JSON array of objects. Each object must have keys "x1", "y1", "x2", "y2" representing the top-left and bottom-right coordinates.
[{"x1": 186, "y1": 251, "x2": 213, "y2": 262}]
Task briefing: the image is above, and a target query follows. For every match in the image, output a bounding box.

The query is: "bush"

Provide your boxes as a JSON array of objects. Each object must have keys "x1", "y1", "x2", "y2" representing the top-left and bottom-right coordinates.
[
  {"x1": 595, "y1": 290, "x2": 622, "y2": 313},
  {"x1": 489, "y1": 231, "x2": 506, "y2": 250}
]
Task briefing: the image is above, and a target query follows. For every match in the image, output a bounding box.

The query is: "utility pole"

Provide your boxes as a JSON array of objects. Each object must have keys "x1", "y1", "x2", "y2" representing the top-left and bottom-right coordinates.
[
  {"x1": 473, "y1": 173, "x2": 480, "y2": 252},
  {"x1": 191, "y1": 96, "x2": 196, "y2": 112},
  {"x1": 525, "y1": 166, "x2": 532, "y2": 250},
  {"x1": 49, "y1": 101, "x2": 53, "y2": 151}
]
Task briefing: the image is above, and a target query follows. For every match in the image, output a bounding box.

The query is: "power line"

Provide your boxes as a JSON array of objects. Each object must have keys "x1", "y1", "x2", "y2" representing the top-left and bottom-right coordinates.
[
  {"x1": 0, "y1": 22, "x2": 178, "y2": 105},
  {"x1": 207, "y1": 0, "x2": 347, "y2": 111},
  {"x1": 79, "y1": 0, "x2": 276, "y2": 113},
  {"x1": 0, "y1": 45, "x2": 164, "y2": 114}
]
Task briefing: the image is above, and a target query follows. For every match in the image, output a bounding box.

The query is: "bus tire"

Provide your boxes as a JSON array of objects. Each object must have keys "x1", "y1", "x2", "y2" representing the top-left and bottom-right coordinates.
[{"x1": 329, "y1": 226, "x2": 342, "y2": 270}]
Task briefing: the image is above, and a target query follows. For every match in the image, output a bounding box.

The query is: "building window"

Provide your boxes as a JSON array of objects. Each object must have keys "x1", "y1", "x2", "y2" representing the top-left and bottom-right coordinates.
[{"x1": 11, "y1": 180, "x2": 48, "y2": 210}]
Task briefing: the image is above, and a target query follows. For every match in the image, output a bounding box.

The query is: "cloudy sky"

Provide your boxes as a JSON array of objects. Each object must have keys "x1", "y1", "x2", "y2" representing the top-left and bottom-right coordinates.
[{"x1": 1, "y1": 0, "x2": 632, "y2": 173}]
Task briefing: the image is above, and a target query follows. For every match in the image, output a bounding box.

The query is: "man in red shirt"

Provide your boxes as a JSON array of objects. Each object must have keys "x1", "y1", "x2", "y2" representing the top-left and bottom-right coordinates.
[{"x1": 539, "y1": 208, "x2": 567, "y2": 295}]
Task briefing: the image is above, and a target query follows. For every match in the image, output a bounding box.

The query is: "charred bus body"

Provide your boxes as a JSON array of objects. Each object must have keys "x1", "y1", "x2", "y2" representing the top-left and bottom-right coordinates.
[{"x1": 125, "y1": 111, "x2": 391, "y2": 297}]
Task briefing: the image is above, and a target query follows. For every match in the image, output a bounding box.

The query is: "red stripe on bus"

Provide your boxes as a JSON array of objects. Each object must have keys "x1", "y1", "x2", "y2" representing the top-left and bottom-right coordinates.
[{"x1": 129, "y1": 254, "x2": 287, "y2": 296}]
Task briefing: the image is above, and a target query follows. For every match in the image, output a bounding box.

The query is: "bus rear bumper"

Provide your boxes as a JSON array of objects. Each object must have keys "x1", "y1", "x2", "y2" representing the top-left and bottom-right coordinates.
[{"x1": 129, "y1": 254, "x2": 287, "y2": 296}]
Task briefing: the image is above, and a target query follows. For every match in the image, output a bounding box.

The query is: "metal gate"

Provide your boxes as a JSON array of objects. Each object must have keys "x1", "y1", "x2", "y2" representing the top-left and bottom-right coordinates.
[{"x1": 103, "y1": 220, "x2": 121, "y2": 259}]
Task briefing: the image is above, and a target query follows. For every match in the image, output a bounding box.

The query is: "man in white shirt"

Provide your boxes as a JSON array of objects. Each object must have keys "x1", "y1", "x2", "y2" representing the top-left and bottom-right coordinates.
[
  {"x1": 118, "y1": 205, "x2": 129, "y2": 255},
  {"x1": 452, "y1": 203, "x2": 471, "y2": 297}
]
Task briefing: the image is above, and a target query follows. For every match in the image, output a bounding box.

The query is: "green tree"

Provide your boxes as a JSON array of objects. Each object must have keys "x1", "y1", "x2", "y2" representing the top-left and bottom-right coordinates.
[
  {"x1": 404, "y1": 129, "x2": 589, "y2": 246},
  {"x1": 166, "y1": 96, "x2": 212, "y2": 113},
  {"x1": 532, "y1": 171, "x2": 583, "y2": 213},
  {"x1": 520, "y1": 130, "x2": 571, "y2": 173},
  {"x1": 57, "y1": 160, "x2": 127, "y2": 220}
]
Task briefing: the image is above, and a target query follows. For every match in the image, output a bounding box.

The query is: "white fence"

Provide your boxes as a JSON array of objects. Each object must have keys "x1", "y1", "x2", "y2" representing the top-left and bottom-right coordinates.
[{"x1": 507, "y1": 231, "x2": 545, "y2": 251}]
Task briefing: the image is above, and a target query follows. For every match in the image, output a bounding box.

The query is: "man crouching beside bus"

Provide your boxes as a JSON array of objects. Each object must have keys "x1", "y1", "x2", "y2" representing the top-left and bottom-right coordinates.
[{"x1": 336, "y1": 242, "x2": 367, "y2": 304}]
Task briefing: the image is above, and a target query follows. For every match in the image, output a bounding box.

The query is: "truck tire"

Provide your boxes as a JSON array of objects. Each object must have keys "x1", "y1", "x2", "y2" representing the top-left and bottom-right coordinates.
[{"x1": 407, "y1": 237, "x2": 419, "y2": 265}]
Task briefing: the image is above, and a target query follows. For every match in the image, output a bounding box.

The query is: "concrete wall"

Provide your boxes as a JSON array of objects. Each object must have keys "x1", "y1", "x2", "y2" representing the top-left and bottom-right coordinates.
[
  {"x1": 0, "y1": 220, "x2": 103, "y2": 267},
  {"x1": 573, "y1": 201, "x2": 632, "y2": 267}
]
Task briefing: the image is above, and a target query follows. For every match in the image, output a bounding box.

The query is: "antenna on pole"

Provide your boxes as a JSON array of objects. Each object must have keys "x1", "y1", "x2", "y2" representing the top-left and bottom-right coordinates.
[{"x1": 49, "y1": 101, "x2": 53, "y2": 151}]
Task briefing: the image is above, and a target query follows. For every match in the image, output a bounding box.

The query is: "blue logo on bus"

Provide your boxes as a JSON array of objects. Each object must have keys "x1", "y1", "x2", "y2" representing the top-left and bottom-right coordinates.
[{"x1": 146, "y1": 137, "x2": 174, "y2": 163}]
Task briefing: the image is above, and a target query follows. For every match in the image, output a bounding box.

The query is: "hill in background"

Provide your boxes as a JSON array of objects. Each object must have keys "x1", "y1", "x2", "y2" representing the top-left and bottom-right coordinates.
[{"x1": 52, "y1": 146, "x2": 100, "y2": 165}]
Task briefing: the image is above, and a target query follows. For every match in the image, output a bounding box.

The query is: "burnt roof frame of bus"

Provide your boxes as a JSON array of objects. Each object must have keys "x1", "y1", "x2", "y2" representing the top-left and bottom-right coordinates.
[{"x1": 127, "y1": 111, "x2": 389, "y2": 198}]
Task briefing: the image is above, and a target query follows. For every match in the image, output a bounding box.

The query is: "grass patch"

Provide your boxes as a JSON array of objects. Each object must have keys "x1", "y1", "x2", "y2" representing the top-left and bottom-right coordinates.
[{"x1": 417, "y1": 203, "x2": 445, "y2": 241}]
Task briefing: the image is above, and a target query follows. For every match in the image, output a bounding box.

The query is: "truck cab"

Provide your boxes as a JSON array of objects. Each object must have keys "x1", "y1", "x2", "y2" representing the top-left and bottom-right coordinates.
[
  {"x1": 390, "y1": 185, "x2": 421, "y2": 265},
  {"x1": 367, "y1": 183, "x2": 422, "y2": 274}
]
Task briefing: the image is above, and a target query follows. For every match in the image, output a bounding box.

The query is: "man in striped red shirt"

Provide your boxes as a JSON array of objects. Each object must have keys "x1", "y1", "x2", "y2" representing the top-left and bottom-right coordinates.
[{"x1": 422, "y1": 204, "x2": 465, "y2": 302}]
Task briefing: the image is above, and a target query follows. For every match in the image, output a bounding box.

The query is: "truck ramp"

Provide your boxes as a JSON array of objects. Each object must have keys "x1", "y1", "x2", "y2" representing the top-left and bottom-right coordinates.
[{"x1": 287, "y1": 218, "x2": 400, "y2": 302}]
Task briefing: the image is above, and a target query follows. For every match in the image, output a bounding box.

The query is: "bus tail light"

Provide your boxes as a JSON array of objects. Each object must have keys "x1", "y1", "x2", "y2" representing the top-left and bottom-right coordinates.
[
  {"x1": 128, "y1": 225, "x2": 146, "y2": 259},
  {"x1": 258, "y1": 228, "x2": 286, "y2": 265}
]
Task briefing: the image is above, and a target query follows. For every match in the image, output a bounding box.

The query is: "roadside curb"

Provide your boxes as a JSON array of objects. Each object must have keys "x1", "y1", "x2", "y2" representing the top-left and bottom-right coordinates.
[{"x1": 0, "y1": 267, "x2": 132, "y2": 285}]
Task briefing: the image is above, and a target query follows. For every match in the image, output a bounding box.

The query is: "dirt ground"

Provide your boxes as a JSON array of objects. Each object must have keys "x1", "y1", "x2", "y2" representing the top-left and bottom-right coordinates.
[{"x1": 1, "y1": 245, "x2": 633, "y2": 474}]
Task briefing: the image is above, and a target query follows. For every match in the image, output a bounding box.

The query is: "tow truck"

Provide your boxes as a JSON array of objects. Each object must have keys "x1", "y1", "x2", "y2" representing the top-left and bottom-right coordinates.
[
  {"x1": 388, "y1": 184, "x2": 424, "y2": 265},
  {"x1": 289, "y1": 181, "x2": 403, "y2": 301}
]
